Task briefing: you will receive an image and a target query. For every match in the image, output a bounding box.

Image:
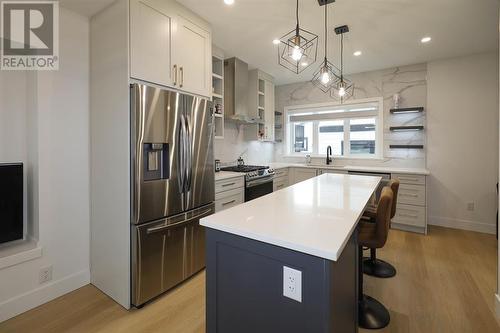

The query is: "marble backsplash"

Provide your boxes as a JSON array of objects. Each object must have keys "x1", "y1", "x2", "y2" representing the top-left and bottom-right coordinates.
[
  {"x1": 214, "y1": 121, "x2": 275, "y2": 166},
  {"x1": 274, "y1": 63, "x2": 427, "y2": 169}
]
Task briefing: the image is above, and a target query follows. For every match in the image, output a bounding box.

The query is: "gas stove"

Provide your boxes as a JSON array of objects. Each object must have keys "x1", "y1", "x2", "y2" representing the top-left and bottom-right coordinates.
[{"x1": 220, "y1": 165, "x2": 275, "y2": 181}]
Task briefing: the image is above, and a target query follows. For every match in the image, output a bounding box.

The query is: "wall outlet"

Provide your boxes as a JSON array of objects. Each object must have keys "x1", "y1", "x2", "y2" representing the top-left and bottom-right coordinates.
[
  {"x1": 39, "y1": 266, "x2": 53, "y2": 284},
  {"x1": 283, "y1": 266, "x2": 302, "y2": 303},
  {"x1": 467, "y1": 202, "x2": 475, "y2": 211}
]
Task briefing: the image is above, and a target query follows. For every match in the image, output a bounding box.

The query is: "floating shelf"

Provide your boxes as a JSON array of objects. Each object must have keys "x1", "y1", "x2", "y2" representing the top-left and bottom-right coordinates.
[
  {"x1": 212, "y1": 73, "x2": 223, "y2": 80},
  {"x1": 212, "y1": 93, "x2": 223, "y2": 99},
  {"x1": 390, "y1": 144, "x2": 424, "y2": 149},
  {"x1": 214, "y1": 113, "x2": 223, "y2": 118},
  {"x1": 258, "y1": 91, "x2": 265, "y2": 96},
  {"x1": 390, "y1": 125, "x2": 424, "y2": 132},
  {"x1": 258, "y1": 106, "x2": 264, "y2": 111},
  {"x1": 390, "y1": 107, "x2": 424, "y2": 114}
]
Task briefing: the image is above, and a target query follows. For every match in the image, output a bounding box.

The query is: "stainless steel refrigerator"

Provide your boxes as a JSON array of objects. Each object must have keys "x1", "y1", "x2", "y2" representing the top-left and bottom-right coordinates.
[{"x1": 130, "y1": 83, "x2": 215, "y2": 307}]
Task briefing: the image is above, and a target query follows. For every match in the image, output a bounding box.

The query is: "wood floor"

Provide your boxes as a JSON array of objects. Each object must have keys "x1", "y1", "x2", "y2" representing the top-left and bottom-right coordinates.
[{"x1": 1, "y1": 226, "x2": 498, "y2": 333}]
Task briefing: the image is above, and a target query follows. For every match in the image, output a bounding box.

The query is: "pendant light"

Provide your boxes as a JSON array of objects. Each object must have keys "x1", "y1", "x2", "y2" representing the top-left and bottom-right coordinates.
[
  {"x1": 331, "y1": 25, "x2": 354, "y2": 102},
  {"x1": 311, "y1": 2, "x2": 340, "y2": 93},
  {"x1": 278, "y1": 0, "x2": 319, "y2": 74}
]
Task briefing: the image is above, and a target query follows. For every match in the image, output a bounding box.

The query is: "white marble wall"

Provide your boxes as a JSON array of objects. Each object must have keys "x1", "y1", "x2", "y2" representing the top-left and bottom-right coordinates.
[
  {"x1": 274, "y1": 63, "x2": 427, "y2": 168},
  {"x1": 214, "y1": 122, "x2": 275, "y2": 166}
]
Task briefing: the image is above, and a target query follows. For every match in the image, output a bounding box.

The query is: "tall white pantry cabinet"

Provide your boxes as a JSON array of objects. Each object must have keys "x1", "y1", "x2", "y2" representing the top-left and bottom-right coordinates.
[{"x1": 90, "y1": 0, "x2": 212, "y2": 308}]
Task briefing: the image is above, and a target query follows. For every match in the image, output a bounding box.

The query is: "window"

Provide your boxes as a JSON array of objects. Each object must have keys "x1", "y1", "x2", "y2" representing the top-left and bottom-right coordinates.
[{"x1": 286, "y1": 99, "x2": 383, "y2": 158}]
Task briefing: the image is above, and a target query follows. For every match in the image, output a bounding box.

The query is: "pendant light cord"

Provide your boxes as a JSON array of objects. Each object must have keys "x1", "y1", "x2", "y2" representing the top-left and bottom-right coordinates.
[
  {"x1": 295, "y1": 0, "x2": 300, "y2": 33},
  {"x1": 324, "y1": 3, "x2": 327, "y2": 62},
  {"x1": 296, "y1": 0, "x2": 299, "y2": 25},
  {"x1": 340, "y1": 33, "x2": 344, "y2": 80}
]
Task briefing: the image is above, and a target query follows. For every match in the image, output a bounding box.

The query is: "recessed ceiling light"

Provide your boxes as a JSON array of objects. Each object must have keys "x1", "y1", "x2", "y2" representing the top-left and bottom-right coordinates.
[
  {"x1": 272, "y1": 39, "x2": 280, "y2": 45},
  {"x1": 224, "y1": 0, "x2": 234, "y2": 5},
  {"x1": 421, "y1": 36, "x2": 432, "y2": 43},
  {"x1": 353, "y1": 51, "x2": 362, "y2": 56}
]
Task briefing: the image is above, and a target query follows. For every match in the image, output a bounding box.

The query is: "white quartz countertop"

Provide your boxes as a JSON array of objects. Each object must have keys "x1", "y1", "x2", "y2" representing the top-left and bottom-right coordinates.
[
  {"x1": 201, "y1": 174, "x2": 381, "y2": 261},
  {"x1": 268, "y1": 162, "x2": 430, "y2": 175},
  {"x1": 215, "y1": 171, "x2": 245, "y2": 181}
]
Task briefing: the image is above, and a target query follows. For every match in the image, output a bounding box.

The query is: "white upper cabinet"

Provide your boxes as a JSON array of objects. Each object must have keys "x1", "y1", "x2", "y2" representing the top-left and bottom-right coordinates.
[
  {"x1": 129, "y1": 0, "x2": 212, "y2": 98},
  {"x1": 130, "y1": 0, "x2": 173, "y2": 87},
  {"x1": 263, "y1": 80, "x2": 275, "y2": 141},
  {"x1": 172, "y1": 16, "x2": 212, "y2": 98}
]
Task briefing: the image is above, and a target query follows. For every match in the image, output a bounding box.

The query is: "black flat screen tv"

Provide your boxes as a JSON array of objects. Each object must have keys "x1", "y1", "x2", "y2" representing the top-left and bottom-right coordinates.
[{"x1": 0, "y1": 163, "x2": 23, "y2": 244}]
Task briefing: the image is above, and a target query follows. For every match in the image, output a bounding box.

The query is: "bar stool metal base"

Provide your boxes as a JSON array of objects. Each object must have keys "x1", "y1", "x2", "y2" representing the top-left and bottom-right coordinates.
[
  {"x1": 363, "y1": 257, "x2": 396, "y2": 278},
  {"x1": 358, "y1": 294, "x2": 390, "y2": 329}
]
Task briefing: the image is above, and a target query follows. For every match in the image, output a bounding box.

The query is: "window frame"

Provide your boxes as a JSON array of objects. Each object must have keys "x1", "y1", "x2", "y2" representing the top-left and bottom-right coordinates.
[{"x1": 284, "y1": 97, "x2": 384, "y2": 159}]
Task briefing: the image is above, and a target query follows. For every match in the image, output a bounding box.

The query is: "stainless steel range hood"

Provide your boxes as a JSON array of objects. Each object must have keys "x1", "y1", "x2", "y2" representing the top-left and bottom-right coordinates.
[{"x1": 224, "y1": 57, "x2": 262, "y2": 124}]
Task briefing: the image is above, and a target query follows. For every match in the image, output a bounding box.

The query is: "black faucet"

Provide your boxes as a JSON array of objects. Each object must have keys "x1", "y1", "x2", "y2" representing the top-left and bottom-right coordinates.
[{"x1": 326, "y1": 146, "x2": 333, "y2": 165}]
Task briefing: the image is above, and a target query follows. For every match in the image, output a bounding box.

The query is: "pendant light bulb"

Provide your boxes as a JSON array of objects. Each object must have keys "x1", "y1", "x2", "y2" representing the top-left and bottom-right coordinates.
[
  {"x1": 321, "y1": 69, "x2": 331, "y2": 84},
  {"x1": 338, "y1": 86, "x2": 346, "y2": 97},
  {"x1": 291, "y1": 45, "x2": 303, "y2": 61}
]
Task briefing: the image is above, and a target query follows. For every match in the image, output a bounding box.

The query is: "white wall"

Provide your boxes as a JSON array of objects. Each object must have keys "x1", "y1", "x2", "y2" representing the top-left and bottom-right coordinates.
[
  {"x1": 497, "y1": 15, "x2": 500, "y2": 311},
  {"x1": 274, "y1": 63, "x2": 428, "y2": 169},
  {"x1": 427, "y1": 52, "x2": 499, "y2": 234},
  {"x1": 0, "y1": 8, "x2": 90, "y2": 321},
  {"x1": 214, "y1": 124, "x2": 275, "y2": 165}
]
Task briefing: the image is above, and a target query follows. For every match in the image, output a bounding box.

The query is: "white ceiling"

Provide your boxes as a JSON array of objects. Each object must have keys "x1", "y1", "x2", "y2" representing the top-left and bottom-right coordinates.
[
  {"x1": 177, "y1": 0, "x2": 499, "y2": 85},
  {"x1": 61, "y1": 0, "x2": 499, "y2": 85}
]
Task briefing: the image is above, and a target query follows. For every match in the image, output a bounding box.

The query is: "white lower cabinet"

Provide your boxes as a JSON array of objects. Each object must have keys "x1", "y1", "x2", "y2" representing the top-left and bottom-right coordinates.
[
  {"x1": 317, "y1": 169, "x2": 348, "y2": 175},
  {"x1": 393, "y1": 204, "x2": 426, "y2": 228},
  {"x1": 290, "y1": 168, "x2": 317, "y2": 185},
  {"x1": 215, "y1": 176, "x2": 244, "y2": 213},
  {"x1": 273, "y1": 168, "x2": 289, "y2": 191},
  {"x1": 391, "y1": 173, "x2": 427, "y2": 234},
  {"x1": 273, "y1": 176, "x2": 288, "y2": 191}
]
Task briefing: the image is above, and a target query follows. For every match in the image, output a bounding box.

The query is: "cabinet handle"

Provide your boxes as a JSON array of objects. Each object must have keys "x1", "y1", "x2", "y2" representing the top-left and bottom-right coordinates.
[
  {"x1": 400, "y1": 177, "x2": 419, "y2": 182},
  {"x1": 180, "y1": 66, "x2": 184, "y2": 88},
  {"x1": 401, "y1": 193, "x2": 418, "y2": 198},
  {"x1": 221, "y1": 182, "x2": 235, "y2": 187},
  {"x1": 173, "y1": 65, "x2": 178, "y2": 86},
  {"x1": 222, "y1": 199, "x2": 236, "y2": 206},
  {"x1": 399, "y1": 213, "x2": 418, "y2": 219}
]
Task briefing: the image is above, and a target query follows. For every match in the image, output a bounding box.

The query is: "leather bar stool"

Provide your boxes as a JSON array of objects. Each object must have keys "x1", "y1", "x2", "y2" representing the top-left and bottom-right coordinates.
[
  {"x1": 362, "y1": 179, "x2": 399, "y2": 278},
  {"x1": 358, "y1": 186, "x2": 394, "y2": 329}
]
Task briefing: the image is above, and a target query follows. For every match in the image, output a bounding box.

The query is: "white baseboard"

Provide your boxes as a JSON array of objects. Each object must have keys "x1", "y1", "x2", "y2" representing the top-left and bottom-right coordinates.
[
  {"x1": 428, "y1": 216, "x2": 496, "y2": 235},
  {"x1": 0, "y1": 269, "x2": 90, "y2": 322}
]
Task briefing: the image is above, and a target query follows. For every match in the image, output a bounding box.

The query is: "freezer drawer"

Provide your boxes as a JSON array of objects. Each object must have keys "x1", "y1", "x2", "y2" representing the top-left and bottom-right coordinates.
[{"x1": 132, "y1": 203, "x2": 214, "y2": 306}]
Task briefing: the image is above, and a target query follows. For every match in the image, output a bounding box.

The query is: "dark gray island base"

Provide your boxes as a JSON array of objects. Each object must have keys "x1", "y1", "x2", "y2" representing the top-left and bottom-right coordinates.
[{"x1": 206, "y1": 229, "x2": 359, "y2": 333}]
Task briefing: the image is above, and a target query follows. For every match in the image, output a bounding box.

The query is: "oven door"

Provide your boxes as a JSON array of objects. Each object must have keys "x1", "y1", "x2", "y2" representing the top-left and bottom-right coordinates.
[{"x1": 245, "y1": 176, "x2": 274, "y2": 202}]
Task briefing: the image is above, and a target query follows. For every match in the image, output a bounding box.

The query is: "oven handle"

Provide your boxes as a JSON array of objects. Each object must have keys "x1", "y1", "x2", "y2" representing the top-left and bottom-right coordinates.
[{"x1": 246, "y1": 176, "x2": 274, "y2": 188}]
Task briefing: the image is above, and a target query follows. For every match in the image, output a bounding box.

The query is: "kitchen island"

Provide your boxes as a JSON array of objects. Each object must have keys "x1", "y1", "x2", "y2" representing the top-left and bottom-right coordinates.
[{"x1": 201, "y1": 173, "x2": 381, "y2": 333}]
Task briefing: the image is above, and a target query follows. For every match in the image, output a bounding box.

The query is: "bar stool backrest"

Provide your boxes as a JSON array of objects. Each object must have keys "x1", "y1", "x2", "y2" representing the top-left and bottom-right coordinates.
[
  {"x1": 389, "y1": 179, "x2": 400, "y2": 219},
  {"x1": 375, "y1": 186, "x2": 394, "y2": 247}
]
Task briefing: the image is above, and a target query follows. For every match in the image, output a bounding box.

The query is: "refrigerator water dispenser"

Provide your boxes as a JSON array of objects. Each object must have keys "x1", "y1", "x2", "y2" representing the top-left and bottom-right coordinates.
[{"x1": 143, "y1": 143, "x2": 169, "y2": 181}]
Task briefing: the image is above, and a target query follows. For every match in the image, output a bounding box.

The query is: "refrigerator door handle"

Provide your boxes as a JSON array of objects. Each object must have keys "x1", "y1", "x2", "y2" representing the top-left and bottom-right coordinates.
[
  {"x1": 185, "y1": 116, "x2": 192, "y2": 192},
  {"x1": 178, "y1": 115, "x2": 186, "y2": 193},
  {"x1": 146, "y1": 208, "x2": 212, "y2": 234}
]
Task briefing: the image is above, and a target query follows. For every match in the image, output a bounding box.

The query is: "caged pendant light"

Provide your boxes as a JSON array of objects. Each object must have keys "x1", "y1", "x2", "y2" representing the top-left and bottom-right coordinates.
[
  {"x1": 278, "y1": 0, "x2": 319, "y2": 74},
  {"x1": 331, "y1": 25, "x2": 354, "y2": 102},
  {"x1": 311, "y1": 1, "x2": 340, "y2": 93}
]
